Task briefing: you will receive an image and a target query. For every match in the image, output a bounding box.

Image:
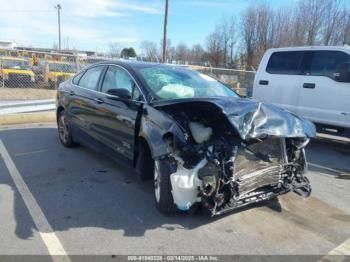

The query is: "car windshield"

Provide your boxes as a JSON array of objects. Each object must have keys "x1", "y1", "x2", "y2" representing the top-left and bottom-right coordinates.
[
  {"x1": 1, "y1": 59, "x2": 30, "y2": 70},
  {"x1": 137, "y1": 66, "x2": 238, "y2": 100},
  {"x1": 49, "y1": 63, "x2": 76, "y2": 73}
]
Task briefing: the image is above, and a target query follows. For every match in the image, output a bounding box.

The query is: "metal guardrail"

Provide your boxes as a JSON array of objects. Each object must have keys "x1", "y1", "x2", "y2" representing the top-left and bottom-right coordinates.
[{"x1": 0, "y1": 99, "x2": 56, "y2": 114}]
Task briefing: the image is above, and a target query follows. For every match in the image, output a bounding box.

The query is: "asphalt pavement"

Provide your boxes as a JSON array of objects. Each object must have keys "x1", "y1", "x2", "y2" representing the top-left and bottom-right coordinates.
[{"x1": 0, "y1": 123, "x2": 349, "y2": 258}]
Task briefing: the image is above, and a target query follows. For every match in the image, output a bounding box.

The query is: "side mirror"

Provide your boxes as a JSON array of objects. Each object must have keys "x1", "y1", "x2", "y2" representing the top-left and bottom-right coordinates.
[
  {"x1": 107, "y1": 88, "x2": 131, "y2": 99},
  {"x1": 334, "y1": 63, "x2": 350, "y2": 82}
]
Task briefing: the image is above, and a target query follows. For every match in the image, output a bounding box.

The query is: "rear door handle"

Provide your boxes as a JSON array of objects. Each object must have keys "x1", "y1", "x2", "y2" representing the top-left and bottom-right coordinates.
[
  {"x1": 94, "y1": 98, "x2": 104, "y2": 104},
  {"x1": 259, "y1": 80, "x2": 269, "y2": 85},
  {"x1": 303, "y1": 83, "x2": 315, "y2": 89}
]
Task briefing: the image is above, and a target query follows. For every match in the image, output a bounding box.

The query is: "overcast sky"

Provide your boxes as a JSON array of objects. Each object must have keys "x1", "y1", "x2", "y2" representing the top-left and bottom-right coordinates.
[{"x1": 1, "y1": 0, "x2": 294, "y2": 52}]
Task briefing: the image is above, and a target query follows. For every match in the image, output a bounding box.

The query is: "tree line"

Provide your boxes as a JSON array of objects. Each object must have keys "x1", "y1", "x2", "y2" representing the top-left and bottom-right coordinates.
[{"x1": 109, "y1": 0, "x2": 350, "y2": 70}]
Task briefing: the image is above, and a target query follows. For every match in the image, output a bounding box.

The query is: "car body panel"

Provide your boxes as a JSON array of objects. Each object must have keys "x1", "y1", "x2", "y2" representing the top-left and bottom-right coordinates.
[
  {"x1": 57, "y1": 60, "x2": 315, "y2": 215},
  {"x1": 153, "y1": 97, "x2": 316, "y2": 140},
  {"x1": 253, "y1": 46, "x2": 350, "y2": 130}
]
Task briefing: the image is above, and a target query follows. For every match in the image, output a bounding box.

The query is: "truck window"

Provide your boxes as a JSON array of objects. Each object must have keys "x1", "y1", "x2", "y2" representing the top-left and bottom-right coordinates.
[
  {"x1": 309, "y1": 51, "x2": 350, "y2": 79},
  {"x1": 266, "y1": 51, "x2": 304, "y2": 75}
]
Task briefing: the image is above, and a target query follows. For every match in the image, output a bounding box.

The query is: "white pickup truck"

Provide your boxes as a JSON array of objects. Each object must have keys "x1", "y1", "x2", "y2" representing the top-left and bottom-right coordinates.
[{"x1": 252, "y1": 46, "x2": 350, "y2": 137}]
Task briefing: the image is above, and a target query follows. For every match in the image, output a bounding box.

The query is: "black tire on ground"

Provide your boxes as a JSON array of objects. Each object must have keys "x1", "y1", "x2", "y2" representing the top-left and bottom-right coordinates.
[
  {"x1": 136, "y1": 141, "x2": 154, "y2": 181},
  {"x1": 154, "y1": 158, "x2": 178, "y2": 214},
  {"x1": 57, "y1": 110, "x2": 76, "y2": 148}
]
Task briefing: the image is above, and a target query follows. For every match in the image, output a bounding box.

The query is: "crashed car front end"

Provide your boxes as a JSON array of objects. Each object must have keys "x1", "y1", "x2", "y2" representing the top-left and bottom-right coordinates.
[{"x1": 145, "y1": 97, "x2": 315, "y2": 216}]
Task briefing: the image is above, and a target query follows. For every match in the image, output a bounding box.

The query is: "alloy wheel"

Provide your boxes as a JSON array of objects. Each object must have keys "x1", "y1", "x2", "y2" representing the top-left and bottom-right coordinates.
[
  {"x1": 58, "y1": 114, "x2": 70, "y2": 144},
  {"x1": 154, "y1": 160, "x2": 161, "y2": 203}
]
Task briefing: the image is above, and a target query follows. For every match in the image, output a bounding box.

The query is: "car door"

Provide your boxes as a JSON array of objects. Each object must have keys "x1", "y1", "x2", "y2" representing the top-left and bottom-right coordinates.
[
  {"x1": 89, "y1": 65, "x2": 144, "y2": 161},
  {"x1": 298, "y1": 50, "x2": 350, "y2": 128},
  {"x1": 68, "y1": 65, "x2": 106, "y2": 141},
  {"x1": 254, "y1": 51, "x2": 304, "y2": 114}
]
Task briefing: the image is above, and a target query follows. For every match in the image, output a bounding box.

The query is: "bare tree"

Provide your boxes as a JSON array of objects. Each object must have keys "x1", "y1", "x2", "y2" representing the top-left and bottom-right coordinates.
[
  {"x1": 175, "y1": 43, "x2": 190, "y2": 64},
  {"x1": 205, "y1": 30, "x2": 224, "y2": 67},
  {"x1": 295, "y1": 0, "x2": 328, "y2": 45},
  {"x1": 136, "y1": 0, "x2": 350, "y2": 69},
  {"x1": 206, "y1": 16, "x2": 237, "y2": 67},
  {"x1": 241, "y1": 5, "x2": 258, "y2": 69},
  {"x1": 342, "y1": 10, "x2": 350, "y2": 45},
  {"x1": 322, "y1": 0, "x2": 344, "y2": 45},
  {"x1": 140, "y1": 41, "x2": 160, "y2": 62},
  {"x1": 108, "y1": 42, "x2": 122, "y2": 58},
  {"x1": 256, "y1": 4, "x2": 274, "y2": 62},
  {"x1": 228, "y1": 16, "x2": 237, "y2": 66},
  {"x1": 272, "y1": 7, "x2": 290, "y2": 47},
  {"x1": 190, "y1": 44, "x2": 205, "y2": 65},
  {"x1": 217, "y1": 19, "x2": 230, "y2": 66},
  {"x1": 168, "y1": 46, "x2": 176, "y2": 63}
]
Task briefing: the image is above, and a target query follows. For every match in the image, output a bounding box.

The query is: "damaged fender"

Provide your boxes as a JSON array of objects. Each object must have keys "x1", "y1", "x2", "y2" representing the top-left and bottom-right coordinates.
[{"x1": 137, "y1": 105, "x2": 187, "y2": 159}]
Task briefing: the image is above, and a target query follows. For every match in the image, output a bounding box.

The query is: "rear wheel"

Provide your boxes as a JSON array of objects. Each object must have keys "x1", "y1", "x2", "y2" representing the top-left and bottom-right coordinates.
[
  {"x1": 154, "y1": 159, "x2": 177, "y2": 214},
  {"x1": 58, "y1": 111, "x2": 76, "y2": 147}
]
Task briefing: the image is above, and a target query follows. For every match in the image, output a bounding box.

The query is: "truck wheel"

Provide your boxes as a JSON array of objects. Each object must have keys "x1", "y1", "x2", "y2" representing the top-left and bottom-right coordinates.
[
  {"x1": 154, "y1": 159, "x2": 177, "y2": 214},
  {"x1": 58, "y1": 111, "x2": 76, "y2": 147}
]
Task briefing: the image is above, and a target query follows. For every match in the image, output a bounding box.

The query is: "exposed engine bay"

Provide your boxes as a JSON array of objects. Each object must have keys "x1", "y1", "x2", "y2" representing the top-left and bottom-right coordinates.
[{"x1": 153, "y1": 100, "x2": 314, "y2": 216}]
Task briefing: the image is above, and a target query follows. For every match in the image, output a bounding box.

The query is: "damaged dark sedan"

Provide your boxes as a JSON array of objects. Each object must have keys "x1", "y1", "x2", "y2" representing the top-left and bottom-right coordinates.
[{"x1": 56, "y1": 61, "x2": 315, "y2": 216}]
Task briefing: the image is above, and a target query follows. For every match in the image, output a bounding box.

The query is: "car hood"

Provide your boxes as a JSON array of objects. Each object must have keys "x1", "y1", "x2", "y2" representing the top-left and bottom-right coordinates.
[{"x1": 152, "y1": 97, "x2": 316, "y2": 140}]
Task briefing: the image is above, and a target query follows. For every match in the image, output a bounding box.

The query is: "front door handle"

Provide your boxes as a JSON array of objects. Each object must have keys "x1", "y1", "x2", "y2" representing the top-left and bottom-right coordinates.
[
  {"x1": 303, "y1": 83, "x2": 315, "y2": 89},
  {"x1": 94, "y1": 98, "x2": 104, "y2": 104},
  {"x1": 259, "y1": 80, "x2": 269, "y2": 85},
  {"x1": 68, "y1": 89, "x2": 75, "y2": 96}
]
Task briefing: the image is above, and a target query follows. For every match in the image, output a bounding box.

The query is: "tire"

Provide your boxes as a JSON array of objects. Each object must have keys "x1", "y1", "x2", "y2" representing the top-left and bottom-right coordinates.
[
  {"x1": 154, "y1": 158, "x2": 178, "y2": 214},
  {"x1": 136, "y1": 141, "x2": 154, "y2": 181},
  {"x1": 57, "y1": 110, "x2": 76, "y2": 147}
]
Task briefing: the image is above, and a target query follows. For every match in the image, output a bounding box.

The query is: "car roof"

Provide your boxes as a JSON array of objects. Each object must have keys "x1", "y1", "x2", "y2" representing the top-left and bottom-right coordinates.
[
  {"x1": 91, "y1": 59, "x2": 179, "y2": 70},
  {"x1": 266, "y1": 45, "x2": 350, "y2": 53}
]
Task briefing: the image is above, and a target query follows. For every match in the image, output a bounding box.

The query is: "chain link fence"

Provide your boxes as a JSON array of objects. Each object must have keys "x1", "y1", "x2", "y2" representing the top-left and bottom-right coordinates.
[
  {"x1": 186, "y1": 65, "x2": 255, "y2": 97},
  {"x1": 0, "y1": 49, "x2": 255, "y2": 100}
]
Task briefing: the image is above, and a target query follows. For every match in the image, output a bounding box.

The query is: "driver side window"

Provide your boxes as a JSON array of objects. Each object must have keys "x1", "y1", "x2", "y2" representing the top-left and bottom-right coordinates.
[{"x1": 101, "y1": 66, "x2": 143, "y2": 101}]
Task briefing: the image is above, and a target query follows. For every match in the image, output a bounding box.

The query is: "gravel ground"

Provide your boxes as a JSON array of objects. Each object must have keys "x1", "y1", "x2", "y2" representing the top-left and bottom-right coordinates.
[{"x1": 0, "y1": 88, "x2": 56, "y2": 100}]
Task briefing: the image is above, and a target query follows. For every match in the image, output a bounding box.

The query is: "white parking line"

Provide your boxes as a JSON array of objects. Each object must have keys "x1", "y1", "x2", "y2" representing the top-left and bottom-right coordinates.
[
  {"x1": 319, "y1": 238, "x2": 350, "y2": 261},
  {"x1": 0, "y1": 139, "x2": 70, "y2": 261},
  {"x1": 309, "y1": 163, "x2": 348, "y2": 175},
  {"x1": 15, "y1": 149, "x2": 48, "y2": 157},
  {"x1": 328, "y1": 238, "x2": 350, "y2": 255}
]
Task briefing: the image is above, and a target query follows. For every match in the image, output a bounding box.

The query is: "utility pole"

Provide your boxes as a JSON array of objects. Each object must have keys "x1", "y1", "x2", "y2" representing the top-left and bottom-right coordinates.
[
  {"x1": 55, "y1": 4, "x2": 62, "y2": 53},
  {"x1": 162, "y1": 0, "x2": 168, "y2": 63}
]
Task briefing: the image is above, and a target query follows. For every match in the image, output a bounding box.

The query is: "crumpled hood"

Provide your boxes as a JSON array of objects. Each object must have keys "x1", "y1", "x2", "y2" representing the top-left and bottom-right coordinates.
[{"x1": 153, "y1": 97, "x2": 316, "y2": 140}]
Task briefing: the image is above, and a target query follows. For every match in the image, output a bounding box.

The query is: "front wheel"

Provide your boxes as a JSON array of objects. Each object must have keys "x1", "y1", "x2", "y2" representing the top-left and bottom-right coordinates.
[
  {"x1": 154, "y1": 159, "x2": 177, "y2": 214},
  {"x1": 58, "y1": 111, "x2": 76, "y2": 147}
]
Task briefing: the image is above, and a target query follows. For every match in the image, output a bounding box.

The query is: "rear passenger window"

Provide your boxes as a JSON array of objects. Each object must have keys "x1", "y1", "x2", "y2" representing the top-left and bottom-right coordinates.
[
  {"x1": 309, "y1": 51, "x2": 350, "y2": 79},
  {"x1": 266, "y1": 51, "x2": 303, "y2": 75},
  {"x1": 78, "y1": 66, "x2": 104, "y2": 90},
  {"x1": 72, "y1": 71, "x2": 84, "y2": 85}
]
